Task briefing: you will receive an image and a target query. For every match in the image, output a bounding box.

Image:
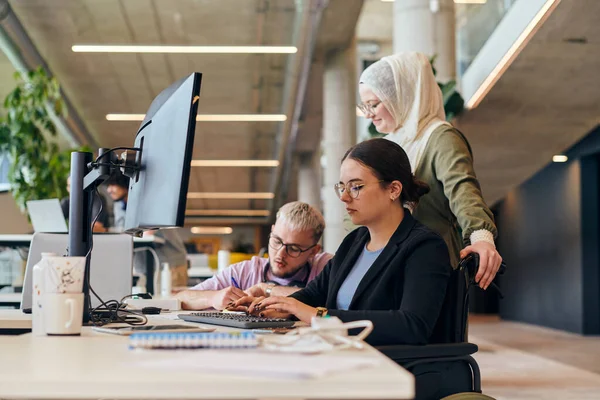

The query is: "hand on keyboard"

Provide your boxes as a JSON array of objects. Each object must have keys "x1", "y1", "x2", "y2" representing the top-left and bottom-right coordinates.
[
  {"x1": 227, "y1": 294, "x2": 261, "y2": 313},
  {"x1": 211, "y1": 286, "x2": 247, "y2": 310}
]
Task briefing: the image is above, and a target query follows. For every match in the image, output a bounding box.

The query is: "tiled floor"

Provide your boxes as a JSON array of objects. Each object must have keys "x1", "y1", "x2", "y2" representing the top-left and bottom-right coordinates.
[{"x1": 469, "y1": 315, "x2": 600, "y2": 399}]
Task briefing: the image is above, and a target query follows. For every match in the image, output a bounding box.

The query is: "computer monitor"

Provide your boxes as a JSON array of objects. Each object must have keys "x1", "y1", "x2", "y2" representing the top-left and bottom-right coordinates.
[
  {"x1": 125, "y1": 73, "x2": 202, "y2": 235},
  {"x1": 67, "y1": 72, "x2": 202, "y2": 320}
]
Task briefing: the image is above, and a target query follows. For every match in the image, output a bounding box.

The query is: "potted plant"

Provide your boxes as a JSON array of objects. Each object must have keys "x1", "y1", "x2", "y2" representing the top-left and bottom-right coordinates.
[{"x1": 0, "y1": 67, "x2": 86, "y2": 212}]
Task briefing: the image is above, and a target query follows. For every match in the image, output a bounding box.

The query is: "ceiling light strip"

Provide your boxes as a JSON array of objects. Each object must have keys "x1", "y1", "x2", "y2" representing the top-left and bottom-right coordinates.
[
  {"x1": 190, "y1": 226, "x2": 233, "y2": 234},
  {"x1": 187, "y1": 192, "x2": 275, "y2": 199},
  {"x1": 381, "y1": 0, "x2": 487, "y2": 2},
  {"x1": 186, "y1": 209, "x2": 270, "y2": 217},
  {"x1": 105, "y1": 114, "x2": 286, "y2": 122},
  {"x1": 190, "y1": 160, "x2": 279, "y2": 168},
  {"x1": 454, "y1": 0, "x2": 487, "y2": 4},
  {"x1": 465, "y1": 0, "x2": 561, "y2": 109},
  {"x1": 72, "y1": 45, "x2": 297, "y2": 54}
]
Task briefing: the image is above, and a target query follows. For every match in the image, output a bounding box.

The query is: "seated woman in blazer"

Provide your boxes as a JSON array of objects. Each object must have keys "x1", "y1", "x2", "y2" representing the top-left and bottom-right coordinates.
[{"x1": 234, "y1": 138, "x2": 452, "y2": 346}]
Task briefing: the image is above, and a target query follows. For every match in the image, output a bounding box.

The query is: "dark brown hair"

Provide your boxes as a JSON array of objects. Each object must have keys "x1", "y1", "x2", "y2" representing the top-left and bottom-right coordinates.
[
  {"x1": 342, "y1": 138, "x2": 429, "y2": 207},
  {"x1": 104, "y1": 172, "x2": 130, "y2": 190}
]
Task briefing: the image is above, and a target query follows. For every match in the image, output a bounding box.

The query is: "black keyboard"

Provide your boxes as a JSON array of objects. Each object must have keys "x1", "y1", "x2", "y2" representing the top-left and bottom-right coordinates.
[{"x1": 178, "y1": 312, "x2": 295, "y2": 329}]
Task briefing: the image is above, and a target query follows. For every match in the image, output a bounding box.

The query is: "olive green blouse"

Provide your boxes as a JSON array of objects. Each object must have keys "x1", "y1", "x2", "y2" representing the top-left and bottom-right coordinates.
[{"x1": 412, "y1": 125, "x2": 497, "y2": 267}]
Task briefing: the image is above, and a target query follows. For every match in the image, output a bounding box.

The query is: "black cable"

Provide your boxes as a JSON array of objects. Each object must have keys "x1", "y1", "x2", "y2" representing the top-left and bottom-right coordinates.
[
  {"x1": 91, "y1": 162, "x2": 141, "y2": 170},
  {"x1": 84, "y1": 188, "x2": 148, "y2": 327},
  {"x1": 93, "y1": 147, "x2": 140, "y2": 164}
]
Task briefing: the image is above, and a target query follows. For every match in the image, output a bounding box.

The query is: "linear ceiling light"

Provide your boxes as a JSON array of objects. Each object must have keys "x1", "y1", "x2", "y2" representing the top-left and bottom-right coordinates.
[
  {"x1": 465, "y1": 0, "x2": 561, "y2": 109},
  {"x1": 552, "y1": 155, "x2": 568, "y2": 163},
  {"x1": 186, "y1": 209, "x2": 270, "y2": 217},
  {"x1": 454, "y1": 0, "x2": 487, "y2": 4},
  {"x1": 190, "y1": 226, "x2": 233, "y2": 235},
  {"x1": 72, "y1": 45, "x2": 297, "y2": 54},
  {"x1": 381, "y1": 0, "x2": 487, "y2": 2},
  {"x1": 187, "y1": 192, "x2": 275, "y2": 200},
  {"x1": 190, "y1": 160, "x2": 279, "y2": 167},
  {"x1": 105, "y1": 114, "x2": 286, "y2": 122}
]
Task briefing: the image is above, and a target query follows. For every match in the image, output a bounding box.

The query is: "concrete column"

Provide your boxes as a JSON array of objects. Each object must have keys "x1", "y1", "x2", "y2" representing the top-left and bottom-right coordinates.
[
  {"x1": 297, "y1": 152, "x2": 321, "y2": 209},
  {"x1": 393, "y1": 0, "x2": 456, "y2": 82},
  {"x1": 322, "y1": 43, "x2": 357, "y2": 253}
]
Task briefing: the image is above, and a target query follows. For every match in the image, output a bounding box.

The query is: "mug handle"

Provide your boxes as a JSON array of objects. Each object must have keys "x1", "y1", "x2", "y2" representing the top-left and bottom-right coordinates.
[{"x1": 65, "y1": 298, "x2": 75, "y2": 329}]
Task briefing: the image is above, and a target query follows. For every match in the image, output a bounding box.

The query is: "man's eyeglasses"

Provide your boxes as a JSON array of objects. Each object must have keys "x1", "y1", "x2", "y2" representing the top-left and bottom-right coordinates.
[
  {"x1": 269, "y1": 235, "x2": 317, "y2": 258},
  {"x1": 334, "y1": 180, "x2": 384, "y2": 199},
  {"x1": 357, "y1": 101, "x2": 381, "y2": 116}
]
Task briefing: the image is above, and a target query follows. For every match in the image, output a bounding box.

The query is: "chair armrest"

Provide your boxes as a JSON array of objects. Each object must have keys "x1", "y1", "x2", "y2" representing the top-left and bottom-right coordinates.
[{"x1": 376, "y1": 342, "x2": 478, "y2": 362}]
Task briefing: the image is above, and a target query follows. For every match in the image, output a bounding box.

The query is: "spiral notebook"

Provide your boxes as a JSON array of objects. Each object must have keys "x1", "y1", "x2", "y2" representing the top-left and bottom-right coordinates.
[{"x1": 129, "y1": 331, "x2": 258, "y2": 350}]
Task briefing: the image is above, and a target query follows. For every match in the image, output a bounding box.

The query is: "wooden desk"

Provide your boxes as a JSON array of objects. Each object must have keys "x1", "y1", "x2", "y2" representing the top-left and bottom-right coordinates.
[{"x1": 0, "y1": 310, "x2": 414, "y2": 399}]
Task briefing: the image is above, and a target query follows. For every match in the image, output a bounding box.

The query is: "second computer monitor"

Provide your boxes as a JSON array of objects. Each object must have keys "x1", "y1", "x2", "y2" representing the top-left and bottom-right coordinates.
[{"x1": 124, "y1": 72, "x2": 202, "y2": 236}]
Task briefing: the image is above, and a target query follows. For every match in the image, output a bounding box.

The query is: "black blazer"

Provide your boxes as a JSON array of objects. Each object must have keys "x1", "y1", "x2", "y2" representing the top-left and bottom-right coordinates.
[{"x1": 290, "y1": 211, "x2": 451, "y2": 346}]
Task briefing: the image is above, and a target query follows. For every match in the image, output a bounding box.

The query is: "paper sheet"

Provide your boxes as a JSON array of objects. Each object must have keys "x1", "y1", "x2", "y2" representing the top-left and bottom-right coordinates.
[{"x1": 135, "y1": 349, "x2": 380, "y2": 379}]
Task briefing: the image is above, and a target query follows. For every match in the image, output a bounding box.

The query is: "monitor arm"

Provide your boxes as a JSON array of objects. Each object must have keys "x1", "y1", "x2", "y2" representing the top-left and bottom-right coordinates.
[{"x1": 68, "y1": 147, "x2": 141, "y2": 322}]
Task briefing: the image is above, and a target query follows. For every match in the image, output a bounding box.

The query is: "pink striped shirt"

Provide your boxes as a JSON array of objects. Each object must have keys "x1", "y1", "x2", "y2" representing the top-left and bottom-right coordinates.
[{"x1": 190, "y1": 252, "x2": 332, "y2": 291}]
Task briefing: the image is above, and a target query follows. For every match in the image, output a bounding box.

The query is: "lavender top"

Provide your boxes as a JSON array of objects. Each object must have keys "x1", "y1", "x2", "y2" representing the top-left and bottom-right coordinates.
[{"x1": 190, "y1": 253, "x2": 333, "y2": 291}]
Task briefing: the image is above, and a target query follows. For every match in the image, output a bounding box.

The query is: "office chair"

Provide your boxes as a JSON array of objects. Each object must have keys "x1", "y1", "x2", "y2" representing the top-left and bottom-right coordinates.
[{"x1": 377, "y1": 254, "x2": 506, "y2": 400}]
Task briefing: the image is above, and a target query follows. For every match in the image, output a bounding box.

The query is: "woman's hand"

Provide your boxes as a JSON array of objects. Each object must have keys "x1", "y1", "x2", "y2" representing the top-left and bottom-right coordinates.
[
  {"x1": 460, "y1": 242, "x2": 503, "y2": 290},
  {"x1": 252, "y1": 296, "x2": 317, "y2": 324},
  {"x1": 226, "y1": 294, "x2": 260, "y2": 312}
]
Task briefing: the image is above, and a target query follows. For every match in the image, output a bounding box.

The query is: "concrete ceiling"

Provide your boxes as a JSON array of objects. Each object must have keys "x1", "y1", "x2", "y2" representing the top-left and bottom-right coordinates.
[
  {"x1": 1, "y1": 0, "x2": 363, "y2": 225},
  {"x1": 4, "y1": 0, "x2": 594, "y2": 224},
  {"x1": 455, "y1": 0, "x2": 600, "y2": 205}
]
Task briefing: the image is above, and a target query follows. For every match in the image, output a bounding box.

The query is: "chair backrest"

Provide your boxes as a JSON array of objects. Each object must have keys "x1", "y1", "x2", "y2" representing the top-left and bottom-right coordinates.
[{"x1": 428, "y1": 258, "x2": 475, "y2": 344}]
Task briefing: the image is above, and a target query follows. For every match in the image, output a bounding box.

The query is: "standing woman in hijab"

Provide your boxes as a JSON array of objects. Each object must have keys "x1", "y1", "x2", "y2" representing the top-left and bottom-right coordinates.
[{"x1": 358, "y1": 52, "x2": 502, "y2": 290}]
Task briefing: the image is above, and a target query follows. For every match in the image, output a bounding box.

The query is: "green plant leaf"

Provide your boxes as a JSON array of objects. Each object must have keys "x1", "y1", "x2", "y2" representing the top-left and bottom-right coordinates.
[{"x1": 1, "y1": 68, "x2": 79, "y2": 212}]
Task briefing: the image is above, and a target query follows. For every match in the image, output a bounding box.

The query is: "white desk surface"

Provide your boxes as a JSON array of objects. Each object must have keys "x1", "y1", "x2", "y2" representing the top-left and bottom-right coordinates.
[
  {"x1": 0, "y1": 293, "x2": 21, "y2": 305},
  {"x1": 0, "y1": 234, "x2": 165, "y2": 245},
  {"x1": 0, "y1": 310, "x2": 414, "y2": 399}
]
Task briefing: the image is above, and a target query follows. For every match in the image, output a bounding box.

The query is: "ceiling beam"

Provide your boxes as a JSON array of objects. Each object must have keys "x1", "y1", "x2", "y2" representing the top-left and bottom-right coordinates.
[{"x1": 269, "y1": 0, "x2": 327, "y2": 221}]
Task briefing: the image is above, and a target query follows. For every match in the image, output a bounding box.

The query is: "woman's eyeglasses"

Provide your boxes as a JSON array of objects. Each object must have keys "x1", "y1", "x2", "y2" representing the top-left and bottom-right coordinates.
[
  {"x1": 357, "y1": 101, "x2": 381, "y2": 116},
  {"x1": 334, "y1": 181, "x2": 384, "y2": 199}
]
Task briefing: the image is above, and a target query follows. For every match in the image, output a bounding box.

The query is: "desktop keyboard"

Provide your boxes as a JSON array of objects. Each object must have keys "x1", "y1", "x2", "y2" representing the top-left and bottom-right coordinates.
[{"x1": 178, "y1": 312, "x2": 295, "y2": 329}]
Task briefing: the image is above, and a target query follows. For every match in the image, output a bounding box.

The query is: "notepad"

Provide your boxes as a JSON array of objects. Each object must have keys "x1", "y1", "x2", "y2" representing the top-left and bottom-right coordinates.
[{"x1": 129, "y1": 331, "x2": 258, "y2": 349}]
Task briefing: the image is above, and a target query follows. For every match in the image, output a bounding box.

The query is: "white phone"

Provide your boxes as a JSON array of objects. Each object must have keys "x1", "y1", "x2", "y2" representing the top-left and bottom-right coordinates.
[{"x1": 92, "y1": 324, "x2": 215, "y2": 336}]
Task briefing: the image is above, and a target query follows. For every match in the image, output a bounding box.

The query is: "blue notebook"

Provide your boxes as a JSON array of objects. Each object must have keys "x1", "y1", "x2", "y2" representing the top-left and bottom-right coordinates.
[{"x1": 129, "y1": 331, "x2": 258, "y2": 350}]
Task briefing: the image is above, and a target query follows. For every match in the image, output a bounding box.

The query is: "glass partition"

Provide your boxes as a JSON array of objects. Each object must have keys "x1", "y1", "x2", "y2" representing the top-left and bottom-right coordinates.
[{"x1": 456, "y1": 0, "x2": 518, "y2": 75}]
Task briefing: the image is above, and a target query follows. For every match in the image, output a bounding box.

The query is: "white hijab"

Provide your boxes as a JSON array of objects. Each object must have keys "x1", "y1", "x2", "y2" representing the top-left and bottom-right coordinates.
[{"x1": 359, "y1": 52, "x2": 450, "y2": 171}]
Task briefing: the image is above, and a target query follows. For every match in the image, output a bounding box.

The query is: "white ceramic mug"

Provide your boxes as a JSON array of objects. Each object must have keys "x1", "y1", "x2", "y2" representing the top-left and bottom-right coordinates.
[
  {"x1": 43, "y1": 293, "x2": 84, "y2": 336},
  {"x1": 44, "y1": 256, "x2": 86, "y2": 294}
]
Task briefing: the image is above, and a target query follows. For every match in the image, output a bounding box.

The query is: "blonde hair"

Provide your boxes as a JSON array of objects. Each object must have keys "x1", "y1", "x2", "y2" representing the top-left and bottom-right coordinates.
[{"x1": 276, "y1": 201, "x2": 325, "y2": 243}]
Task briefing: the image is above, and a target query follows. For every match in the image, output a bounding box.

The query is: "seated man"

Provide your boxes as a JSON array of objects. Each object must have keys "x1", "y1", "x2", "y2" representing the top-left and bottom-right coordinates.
[{"x1": 176, "y1": 201, "x2": 332, "y2": 310}]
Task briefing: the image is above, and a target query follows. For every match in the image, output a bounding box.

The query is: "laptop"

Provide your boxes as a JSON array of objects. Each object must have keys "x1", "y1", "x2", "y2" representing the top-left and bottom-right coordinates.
[
  {"x1": 26, "y1": 199, "x2": 68, "y2": 233},
  {"x1": 21, "y1": 233, "x2": 133, "y2": 310}
]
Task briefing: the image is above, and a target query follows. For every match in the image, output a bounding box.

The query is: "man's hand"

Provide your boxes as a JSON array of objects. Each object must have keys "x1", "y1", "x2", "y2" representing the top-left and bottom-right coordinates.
[
  {"x1": 245, "y1": 282, "x2": 268, "y2": 297},
  {"x1": 460, "y1": 241, "x2": 503, "y2": 290},
  {"x1": 211, "y1": 286, "x2": 247, "y2": 310}
]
